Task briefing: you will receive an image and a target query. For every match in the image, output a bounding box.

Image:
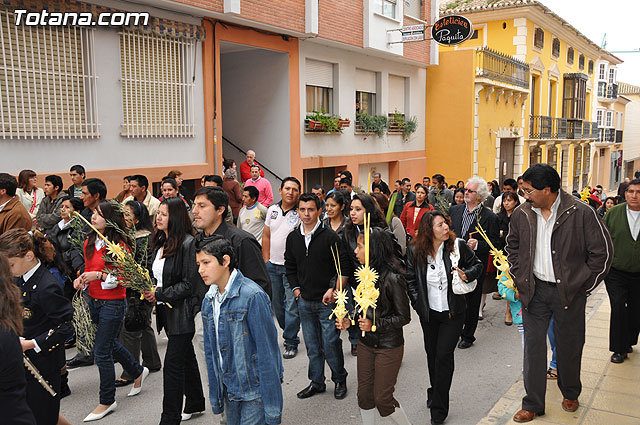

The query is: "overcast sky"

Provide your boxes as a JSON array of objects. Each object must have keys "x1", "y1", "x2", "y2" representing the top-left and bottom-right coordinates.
[{"x1": 540, "y1": 0, "x2": 640, "y2": 86}]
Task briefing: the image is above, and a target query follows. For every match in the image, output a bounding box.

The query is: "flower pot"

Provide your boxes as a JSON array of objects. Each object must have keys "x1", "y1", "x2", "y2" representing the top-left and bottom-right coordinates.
[
  {"x1": 339, "y1": 119, "x2": 350, "y2": 128},
  {"x1": 307, "y1": 119, "x2": 325, "y2": 130}
]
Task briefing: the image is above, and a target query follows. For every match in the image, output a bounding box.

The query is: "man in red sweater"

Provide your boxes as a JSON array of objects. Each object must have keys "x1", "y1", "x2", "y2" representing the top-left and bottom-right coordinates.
[{"x1": 239, "y1": 150, "x2": 265, "y2": 183}]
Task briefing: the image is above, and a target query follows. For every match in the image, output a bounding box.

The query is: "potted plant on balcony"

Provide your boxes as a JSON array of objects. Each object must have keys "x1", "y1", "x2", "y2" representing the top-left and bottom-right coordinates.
[
  {"x1": 388, "y1": 109, "x2": 418, "y2": 141},
  {"x1": 305, "y1": 110, "x2": 349, "y2": 134},
  {"x1": 356, "y1": 113, "x2": 388, "y2": 140}
]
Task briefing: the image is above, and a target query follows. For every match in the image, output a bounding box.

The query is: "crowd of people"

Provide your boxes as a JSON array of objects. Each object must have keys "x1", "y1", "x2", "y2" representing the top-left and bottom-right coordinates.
[{"x1": 0, "y1": 150, "x2": 638, "y2": 425}]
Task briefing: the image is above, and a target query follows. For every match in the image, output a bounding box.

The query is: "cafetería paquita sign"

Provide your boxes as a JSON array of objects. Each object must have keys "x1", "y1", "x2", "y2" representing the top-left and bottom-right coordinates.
[{"x1": 431, "y1": 15, "x2": 474, "y2": 46}]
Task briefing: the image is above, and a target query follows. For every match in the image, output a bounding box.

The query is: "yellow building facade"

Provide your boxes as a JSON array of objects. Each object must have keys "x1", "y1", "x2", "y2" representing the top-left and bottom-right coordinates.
[{"x1": 427, "y1": 0, "x2": 618, "y2": 191}]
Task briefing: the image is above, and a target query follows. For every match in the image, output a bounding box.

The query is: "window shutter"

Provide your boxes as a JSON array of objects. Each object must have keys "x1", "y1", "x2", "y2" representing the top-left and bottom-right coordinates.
[
  {"x1": 388, "y1": 75, "x2": 405, "y2": 114},
  {"x1": 356, "y1": 69, "x2": 377, "y2": 93},
  {"x1": 306, "y1": 59, "x2": 333, "y2": 88}
]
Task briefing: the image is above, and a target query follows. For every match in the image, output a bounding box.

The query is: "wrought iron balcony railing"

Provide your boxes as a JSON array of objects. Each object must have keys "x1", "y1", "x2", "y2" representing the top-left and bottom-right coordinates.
[
  {"x1": 476, "y1": 47, "x2": 530, "y2": 89},
  {"x1": 530, "y1": 116, "x2": 597, "y2": 140}
]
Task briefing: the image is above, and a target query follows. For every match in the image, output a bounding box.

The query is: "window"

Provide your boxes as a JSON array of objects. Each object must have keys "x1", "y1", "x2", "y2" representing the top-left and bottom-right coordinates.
[
  {"x1": 562, "y1": 74, "x2": 587, "y2": 120},
  {"x1": 598, "y1": 81, "x2": 607, "y2": 97},
  {"x1": 588, "y1": 60, "x2": 594, "y2": 74},
  {"x1": 378, "y1": 0, "x2": 397, "y2": 19},
  {"x1": 305, "y1": 59, "x2": 334, "y2": 114},
  {"x1": 582, "y1": 145, "x2": 590, "y2": 187},
  {"x1": 608, "y1": 68, "x2": 615, "y2": 84},
  {"x1": 599, "y1": 63, "x2": 606, "y2": 80},
  {"x1": 356, "y1": 69, "x2": 377, "y2": 115},
  {"x1": 0, "y1": 9, "x2": 99, "y2": 139},
  {"x1": 552, "y1": 38, "x2": 560, "y2": 57},
  {"x1": 120, "y1": 31, "x2": 196, "y2": 137},
  {"x1": 404, "y1": 0, "x2": 421, "y2": 19},
  {"x1": 578, "y1": 54, "x2": 585, "y2": 71},
  {"x1": 530, "y1": 146, "x2": 542, "y2": 165},
  {"x1": 606, "y1": 111, "x2": 613, "y2": 127},
  {"x1": 567, "y1": 47, "x2": 574, "y2": 65},
  {"x1": 596, "y1": 110, "x2": 604, "y2": 127},
  {"x1": 573, "y1": 145, "x2": 582, "y2": 191},
  {"x1": 470, "y1": 30, "x2": 479, "y2": 40},
  {"x1": 388, "y1": 75, "x2": 406, "y2": 114},
  {"x1": 548, "y1": 145, "x2": 558, "y2": 169},
  {"x1": 534, "y1": 28, "x2": 544, "y2": 49}
]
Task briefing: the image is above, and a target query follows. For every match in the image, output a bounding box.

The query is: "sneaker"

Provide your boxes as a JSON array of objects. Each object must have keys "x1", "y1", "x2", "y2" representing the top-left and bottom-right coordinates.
[{"x1": 283, "y1": 346, "x2": 298, "y2": 359}]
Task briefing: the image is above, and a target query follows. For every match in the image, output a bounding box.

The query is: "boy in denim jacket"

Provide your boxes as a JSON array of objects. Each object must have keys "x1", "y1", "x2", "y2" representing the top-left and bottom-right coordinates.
[{"x1": 196, "y1": 236, "x2": 283, "y2": 425}]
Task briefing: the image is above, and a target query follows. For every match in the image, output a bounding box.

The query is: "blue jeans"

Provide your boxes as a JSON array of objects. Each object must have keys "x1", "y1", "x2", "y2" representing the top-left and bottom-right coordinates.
[
  {"x1": 547, "y1": 315, "x2": 557, "y2": 370},
  {"x1": 298, "y1": 297, "x2": 347, "y2": 386},
  {"x1": 267, "y1": 262, "x2": 300, "y2": 348},
  {"x1": 89, "y1": 298, "x2": 143, "y2": 405},
  {"x1": 225, "y1": 397, "x2": 265, "y2": 425}
]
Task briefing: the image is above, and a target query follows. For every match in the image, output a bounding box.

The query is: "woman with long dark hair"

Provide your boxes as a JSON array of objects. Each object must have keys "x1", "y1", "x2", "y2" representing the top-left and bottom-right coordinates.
[
  {"x1": 597, "y1": 196, "x2": 617, "y2": 218},
  {"x1": 400, "y1": 185, "x2": 434, "y2": 239},
  {"x1": 342, "y1": 194, "x2": 389, "y2": 356},
  {"x1": 115, "y1": 201, "x2": 161, "y2": 387},
  {"x1": 73, "y1": 200, "x2": 148, "y2": 422},
  {"x1": 142, "y1": 197, "x2": 205, "y2": 424},
  {"x1": 323, "y1": 190, "x2": 349, "y2": 236},
  {"x1": 0, "y1": 230, "x2": 74, "y2": 425},
  {"x1": 0, "y1": 253, "x2": 36, "y2": 425},
  {"x1": 336, "y1": 228, "x2": 411, "y2": 425},
  {"x1": 406, "y1": 211, "x2": 483, "y2": 425}
]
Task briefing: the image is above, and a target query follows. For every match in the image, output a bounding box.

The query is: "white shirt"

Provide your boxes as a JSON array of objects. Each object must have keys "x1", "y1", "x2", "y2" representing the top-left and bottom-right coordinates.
[
  {"x1": 94, "y1": 239, "x2": 117, "y2": 289},
  {"x1": 531, "y1": 194, "x2": 561, "y2": 283},
  {"x1": 265, "y1": 203, "x2": 299, "y2": 265},
  {"x1": 206, "y1": 269, "x2": 238, "y2": 371},
  {"x1": 627, "y1": 206, "x2": 640, "y2": 241},
  {"x1": 57, "y1": 219, "x2": 71, "y2": 230},
  {"x1": 0, "y1": 198, "x2": 10, "y2": 212},
  {"x1": 426, "y1": 244, "x2": 449, "y2": 312},
  {"x1": 152, "y1": 248, "x2": 166, "y2": 304},
  {"x1": 300, "y1": 219, "x2": 321, "y2": 249}
]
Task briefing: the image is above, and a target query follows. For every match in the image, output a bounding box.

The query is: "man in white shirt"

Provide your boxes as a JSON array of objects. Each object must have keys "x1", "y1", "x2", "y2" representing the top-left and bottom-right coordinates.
[
  {"x1": 237, "y1": 186, "x2": 268, "y2": 244},
  {"x1": 263, "y1": 177, "x2": 301, "y2": 359},
  {"x1": 122, "y1": 175, "x2": 161, "y2": 218}
]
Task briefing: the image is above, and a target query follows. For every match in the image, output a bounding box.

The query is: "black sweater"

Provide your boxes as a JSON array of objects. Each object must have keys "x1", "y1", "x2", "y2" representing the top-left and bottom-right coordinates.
[{"x1": 285, "y1": 222, "x2": 349, "y2": 302}]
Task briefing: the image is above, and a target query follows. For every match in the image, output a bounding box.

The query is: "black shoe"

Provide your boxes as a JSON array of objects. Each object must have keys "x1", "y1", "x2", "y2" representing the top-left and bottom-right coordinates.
[
  {"x1": 611, "y1": 352, "x2": 627, "y2": 363},
  {"x1": 628, "y1": 346, "x2": 633, "y2": 354},
  {"x1": 60, "y1": 383, "x2": 71, "y2": 399},
  {"x1": 114, "y1": 378, "x2": 133, "y2": 387},
  {"x1": 66, "y1": 354, "x2": 94, "y2": 368},
  {"x1": 283, "y1": 346, "x2": 298, "y2": 359},
  {"x1": 351, "y1": 344, "x2": 357, "y2": 357},
  {"x1": 458, "y1": 340, "x2": 473, "y2": 349},
  {"x1": 431, "y1": 418, "x2": 444, "y2": 424},
  {"x1": 297, "y1": 383, "x2": 326, "y2": 399},
  {"x1": 334, "y1": 381, "x2": 347, "y2": 400},
  {"x1": 148, "y1": 367, "x2": 162, "y2": 373}
]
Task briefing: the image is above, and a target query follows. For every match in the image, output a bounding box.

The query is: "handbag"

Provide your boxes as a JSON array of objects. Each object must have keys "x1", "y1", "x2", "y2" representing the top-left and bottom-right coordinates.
[
  {"x1": 450, "y1": 238, "x2": 477, "y2": 295},
  {"x1": 124, "y1": 297, "x2": 146, "y2": 332}
]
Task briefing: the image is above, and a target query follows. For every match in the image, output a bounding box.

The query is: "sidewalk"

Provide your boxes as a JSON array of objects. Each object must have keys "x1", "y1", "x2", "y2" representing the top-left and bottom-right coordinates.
[{"x1": 477, "y1": 286, "x2": 640, "y2": 425}]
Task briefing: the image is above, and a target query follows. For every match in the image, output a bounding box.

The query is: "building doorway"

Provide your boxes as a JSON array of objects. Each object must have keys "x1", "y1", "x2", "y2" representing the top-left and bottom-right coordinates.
[{"x1": 499, "y1": 138, "x2": 516, "y2": 186}]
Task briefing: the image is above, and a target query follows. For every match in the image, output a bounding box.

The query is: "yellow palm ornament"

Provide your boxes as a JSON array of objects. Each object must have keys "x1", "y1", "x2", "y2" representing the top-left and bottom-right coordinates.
[
  {"x1": 352, "y1": 213, "x2": 380, "y2": 336},
  {"x1": 475, "y1": 223, "x2": 516, "y2": 293},
  {"x1": 329, "y1": 244, "x2": 349, "y2": 323}
]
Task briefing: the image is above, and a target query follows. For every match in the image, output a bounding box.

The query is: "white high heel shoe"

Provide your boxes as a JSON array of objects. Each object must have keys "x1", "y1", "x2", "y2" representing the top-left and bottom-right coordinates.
[
  {"x1": 83, "y1": 402, "x2": 117, "y2": 422},
  {"x1": 181, "y1": 411, "x2": 204, "y2": 421},
  {"x1": 127, "y1": 367, "x2": 149, "y2": 397}
]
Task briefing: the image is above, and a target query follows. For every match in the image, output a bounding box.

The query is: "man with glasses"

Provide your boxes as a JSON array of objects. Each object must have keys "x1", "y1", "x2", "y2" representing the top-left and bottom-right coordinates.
[
  {"x1": 449, "y1": 176, "x2": 499, "y2": 349},
  {"x1": 603, "y1": 178, "x2": 640, "y2": 364},
  {"x1": 507, "y1": 164, "x2": 612, "y2": 423}
]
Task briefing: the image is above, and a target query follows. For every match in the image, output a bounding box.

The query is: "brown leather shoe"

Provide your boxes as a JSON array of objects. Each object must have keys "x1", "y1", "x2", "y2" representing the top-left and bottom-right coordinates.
[
  {"x1": 513, "y1": 409, "x2": 539, "y2": 423},
  {"x1": 562, "y1": 399, "x2": 579, "y2": 412}
]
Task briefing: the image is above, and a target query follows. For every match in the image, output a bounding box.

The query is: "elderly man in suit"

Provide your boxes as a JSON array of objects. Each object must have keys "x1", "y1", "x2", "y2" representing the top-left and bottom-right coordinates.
[{"x1": 448, "y1": 176, "x2": 500, "y2": 349}]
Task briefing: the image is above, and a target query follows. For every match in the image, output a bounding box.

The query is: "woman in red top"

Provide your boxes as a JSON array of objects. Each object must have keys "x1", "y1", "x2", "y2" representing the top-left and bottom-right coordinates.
[
  {"x1": 73, "y1": 200, "x2": 148, "y2": 422},
  {"x1": 400, "y1": 185, "x2": 433, "y2": 238}
]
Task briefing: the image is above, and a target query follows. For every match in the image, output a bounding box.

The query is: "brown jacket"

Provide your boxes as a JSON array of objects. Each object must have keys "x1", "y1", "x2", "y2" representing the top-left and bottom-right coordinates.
[
  {"x1": 0, "y1": 196, "x2": 32, "y2": 235},
  {"x1": 505, "y1": 190, "x2": 613, "y2": 309}
]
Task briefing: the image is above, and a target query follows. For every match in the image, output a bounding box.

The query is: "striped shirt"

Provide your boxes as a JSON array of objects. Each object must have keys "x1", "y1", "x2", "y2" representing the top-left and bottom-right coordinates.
[
  {"x1": 531, "y1": 194, "x2": 561, "y2": 283},
  {"x1": 461, "y1": 204, "x2": 482, "y2": 238}
]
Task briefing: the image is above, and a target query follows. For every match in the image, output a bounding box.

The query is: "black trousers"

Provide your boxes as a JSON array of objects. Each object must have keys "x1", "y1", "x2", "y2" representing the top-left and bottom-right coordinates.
[
  {"x1": 159, "y1": 332, "x2": 205, "y2": 425},
  {"x1": 605, "y1": 268, "x2": 640, "y2": 353},
  {"x1": 460, "y1": 263, "x2": 487, "y2": 343},
  {"x1": 522, "y1": 278, "x2": 586, "y2": 413},
  {"x1": 26, "y1": 353, "x2": 61, "y2": 425},
  {"x1": 420, "y1": 310, "x2": 465, "y2": 423}
]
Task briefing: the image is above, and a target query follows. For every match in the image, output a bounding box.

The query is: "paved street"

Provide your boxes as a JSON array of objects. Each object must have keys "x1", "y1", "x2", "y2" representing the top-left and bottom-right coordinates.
[{"x1": 61, "y1": 297, "x2": 524, "y2": 425}]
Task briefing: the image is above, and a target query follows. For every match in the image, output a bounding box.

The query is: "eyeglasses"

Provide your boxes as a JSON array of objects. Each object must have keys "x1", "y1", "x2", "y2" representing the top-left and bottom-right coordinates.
[
  {"x1": 522, "y1": 188, "x2": 537, "y2": 195},
  {"x1": 464, "y1": 188, "x2": 477, "y2": 194}
]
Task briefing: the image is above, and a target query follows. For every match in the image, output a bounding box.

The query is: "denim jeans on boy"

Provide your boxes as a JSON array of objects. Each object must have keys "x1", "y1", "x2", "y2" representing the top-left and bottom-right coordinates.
[
  {"x1": 547, "y1": 315, "x2": 557, "y2": 370},
  {"x1": 266, "y1": 261, "x2": 300, "y2": 348},
  {"x1": 297, "y1": 297, "x2": 347, "y2": 387},
  {"x1": 225, "y1": 397, "x2": 265, "y2": 425},
  {"x1": 89, "y1": 298, "x2": 143, "y2": 405}
]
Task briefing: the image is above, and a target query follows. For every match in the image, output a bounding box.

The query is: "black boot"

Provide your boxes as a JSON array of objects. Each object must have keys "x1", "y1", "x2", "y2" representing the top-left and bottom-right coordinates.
[{"x1": 60, "y1": 369, "x2": 71, "y2": 398}]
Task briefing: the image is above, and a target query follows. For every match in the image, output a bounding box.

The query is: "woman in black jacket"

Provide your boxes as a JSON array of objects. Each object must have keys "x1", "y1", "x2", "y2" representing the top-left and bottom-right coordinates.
[
  {"x1": 143, "y1": 198, "x2": 205, "y2": 424},
  {"x1": 406, "y1": 211, "x2": 483, "y2": 425},
  {"x1": 337, "y1": 228, "x2": 411, "y2": 425}
]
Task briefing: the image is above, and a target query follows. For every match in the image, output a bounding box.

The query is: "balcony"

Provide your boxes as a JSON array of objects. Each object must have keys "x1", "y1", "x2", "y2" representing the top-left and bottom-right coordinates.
[
  {"x1": 604, "y1": 128, "x2": 615, "y2": 143},
  {"x1": 597, "y1": 82, "x2": 618, "y2": 102},
  {"x1": 529, "y1": 116, "x2": 598, "y2": 140},
  {"x1": 476, "y1": 47, "x2": 530, "y2": 89}
]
